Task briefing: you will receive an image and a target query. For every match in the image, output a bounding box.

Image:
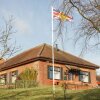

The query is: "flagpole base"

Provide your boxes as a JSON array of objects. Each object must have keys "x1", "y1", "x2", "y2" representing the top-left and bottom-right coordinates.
[{"x1": 52, "y1": 91, "x2": 55, "y2": 100}]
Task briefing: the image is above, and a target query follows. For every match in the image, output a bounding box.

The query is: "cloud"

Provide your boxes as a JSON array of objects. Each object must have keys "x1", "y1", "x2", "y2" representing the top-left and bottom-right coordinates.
[
  {"x1": 0, "y1": 9, "x2": 31, "y2": 34},
  {"x1": 0, "y1": 9, "x2": 12, "y2": 17},
  {"x1": 14, "y1": 18, "x2": 31, "y2": 34}
]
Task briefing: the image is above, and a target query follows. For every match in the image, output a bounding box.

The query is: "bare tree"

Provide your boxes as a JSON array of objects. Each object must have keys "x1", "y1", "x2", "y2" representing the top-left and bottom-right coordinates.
[
  {"x1": 0, "y1": 16, "x2": 20, "y2": 60},
  {"x1": 54, "y1": 0, "x2": 100, "y2": 55}
]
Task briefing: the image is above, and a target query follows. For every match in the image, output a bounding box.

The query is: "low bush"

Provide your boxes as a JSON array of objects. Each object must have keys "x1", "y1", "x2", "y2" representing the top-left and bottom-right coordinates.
[{"x1": 16, "y1": 68, "x2": 38, "y2": 88}]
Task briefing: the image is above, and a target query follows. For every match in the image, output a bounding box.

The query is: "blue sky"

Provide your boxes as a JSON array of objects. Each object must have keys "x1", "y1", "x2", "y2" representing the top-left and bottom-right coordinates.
[{"x1": 0, "y1": 0, "x2": 100, "y2": 73}]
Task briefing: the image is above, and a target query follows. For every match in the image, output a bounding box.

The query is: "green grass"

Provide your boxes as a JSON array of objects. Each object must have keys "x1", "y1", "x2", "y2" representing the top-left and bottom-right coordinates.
[{"x1": 0, "y1": 86, "x2": 100, "y2": 100}]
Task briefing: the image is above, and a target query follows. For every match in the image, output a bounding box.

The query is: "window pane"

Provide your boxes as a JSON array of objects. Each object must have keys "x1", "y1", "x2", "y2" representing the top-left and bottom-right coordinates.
[
  {"x1": 48, "y1": 66, "x2": 61, "y2": 80},
  {"x1": 54, "y1": 71, "x2": 61, "y2": 79},
  {"x1": 12, "y1": 76, "x2": 17, "y2": 83},
  {"x1": 79, "y1": 71, "x2": 89, "y2": 82},
  {"x1": 55, "y1": 67, "x2": 60, "y2": 71},
  {"x1": 83, "y1": 75, "x2": 88, "y2": 82},
  {"x1": 68, "y1": 72, "x2": 73, "y2": 80},
  {"x1": 49, "y1": 71, "x2": 53, "y2": 79},
  {"x1": 0, "y1": 74, "x2": 7, "y2": 85},
  {"x1": 0, "y1": 78, "x2": 5, "y2": 84},
  {"x1": 49, "y1": 66, "x2": 53, "y2": 71},
  {"x1": 79, "y1": 75, "x2": 83, "y2": 81},
  {"x1": 11, "y1": 71, "x2": 18, "y2": 83}
]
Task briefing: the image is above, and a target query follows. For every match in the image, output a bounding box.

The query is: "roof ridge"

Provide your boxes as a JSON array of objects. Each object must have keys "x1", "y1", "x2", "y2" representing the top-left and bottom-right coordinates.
[{"x1": 37, "y1": 43, "x2": 46, "y2": 57}]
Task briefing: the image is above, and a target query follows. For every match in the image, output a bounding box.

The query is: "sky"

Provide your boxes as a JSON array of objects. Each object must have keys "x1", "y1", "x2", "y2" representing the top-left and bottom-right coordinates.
[{"x1": 0, "y1": 0, "x2": 100, "y2": 74}]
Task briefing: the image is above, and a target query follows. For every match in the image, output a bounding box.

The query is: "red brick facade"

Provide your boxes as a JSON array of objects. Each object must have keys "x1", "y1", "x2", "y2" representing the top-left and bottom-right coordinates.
[
  {"x1": 38, "y1": 61, "x2": 97, "y2": 87},
  {"x1": 0, "y1": 60, "x2": 98, "y2": 88}
]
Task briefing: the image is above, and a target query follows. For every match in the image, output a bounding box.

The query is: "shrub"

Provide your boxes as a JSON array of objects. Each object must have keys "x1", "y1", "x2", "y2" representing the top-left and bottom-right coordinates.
[{"x1": 16, "y1": 68, "x2": 38, "y2": 88}]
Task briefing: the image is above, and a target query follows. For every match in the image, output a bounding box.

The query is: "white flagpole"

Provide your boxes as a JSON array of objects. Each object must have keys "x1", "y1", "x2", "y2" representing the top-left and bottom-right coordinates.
[{"x1": 51, "y1": 6, "x2": 55, "y2": 95}]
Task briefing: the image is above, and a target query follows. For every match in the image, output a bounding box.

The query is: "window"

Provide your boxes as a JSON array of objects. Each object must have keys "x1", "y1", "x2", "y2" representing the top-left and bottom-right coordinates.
[
  {"x1": 11, "y1": 70, "x2": 18, "y2": 83},
  {"x1": 63, "y1": 70, "x2": 73, "y2": 80},
  {"x1": 64, "y1": 71, "x2": 68, "y2": 80},
  {"x1": 0, "y1": 74, "x2": 7, "y2": 85},
  {"x1": 79, "y1": 71, "x2": 90, "y2": 83},
  {"x1": 48, "y1": 66, "x2": 62, "y2": 80},
  {"x1": 68, "y1": 72, "x2": 73, "y2": 80}
]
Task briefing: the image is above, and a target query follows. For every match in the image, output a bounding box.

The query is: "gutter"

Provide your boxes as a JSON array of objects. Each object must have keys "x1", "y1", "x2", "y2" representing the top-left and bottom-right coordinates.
[{"x1": 0, "y1": 57, "x2": 99, "y2": 72}]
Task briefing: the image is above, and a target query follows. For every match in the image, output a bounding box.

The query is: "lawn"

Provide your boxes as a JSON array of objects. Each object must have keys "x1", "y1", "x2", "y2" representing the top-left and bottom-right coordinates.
[{"x1": 0, "y1": 86, "x2": 100, "y2": 100}]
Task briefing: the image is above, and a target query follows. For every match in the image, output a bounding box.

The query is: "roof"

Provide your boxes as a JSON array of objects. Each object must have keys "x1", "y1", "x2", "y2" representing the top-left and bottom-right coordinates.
[
  {"x1": 0, "y1": 58, "x2": 5, "y2": 64},
  {"x1": 0, "y1": 43, "x2": 99, "y2": 71}
]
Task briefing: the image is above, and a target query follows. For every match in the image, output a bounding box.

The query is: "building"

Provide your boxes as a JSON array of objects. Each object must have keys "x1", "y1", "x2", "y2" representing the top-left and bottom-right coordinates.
[
  {"x1": 0, "y1": 43, "x2": 99, "y2": 88},
  {"x1": 96, "y1": 76, "x2": 100, "y2": 86},
  {"x1": 0, "y1": 58, "x2": 5, "y2": 64}
]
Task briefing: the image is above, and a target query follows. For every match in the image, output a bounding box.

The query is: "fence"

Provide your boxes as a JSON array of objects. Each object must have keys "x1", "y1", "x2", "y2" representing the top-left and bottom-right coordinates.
[
  {"x1": 0, "y1": 80, "x2": 38, "y2": 89},
  {"x1": 62, "y1": 83, "x2": 91, "y2": 90},
  {"x1": 0, "y1": 81, "x2": 92, "y2": 90}
]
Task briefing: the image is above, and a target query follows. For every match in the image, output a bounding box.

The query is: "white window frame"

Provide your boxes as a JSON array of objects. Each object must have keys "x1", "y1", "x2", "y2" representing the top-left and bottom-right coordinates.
[
  {"x1": 0, "y1": 74, "x2": 7, "y2": 85},
  {"x1": 11, "y1": 71, "x2": 18, "y2": 83},
  {"x1": 48, "y1": 66, "x2": 62, "y2": 80},
  {"x1": 79, "y1": 71, "x2": 90, "y2": 83}
]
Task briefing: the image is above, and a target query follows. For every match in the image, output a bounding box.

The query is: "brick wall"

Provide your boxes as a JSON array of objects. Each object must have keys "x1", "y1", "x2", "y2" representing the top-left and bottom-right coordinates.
[
  {"x1": 0, "y1": 60, "x2": 98, "y2": 88},
  {"x1": 38, "y1": 61, "x2": 97, "y2": 87}
]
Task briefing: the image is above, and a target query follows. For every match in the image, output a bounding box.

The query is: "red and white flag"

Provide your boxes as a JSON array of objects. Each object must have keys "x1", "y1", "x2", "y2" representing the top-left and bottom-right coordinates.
[
  {"x1": 53, "y1": 9, "x2": 73, "y2": 21},
  {"x1": 53, "y1": 9, "x2": 60, "y2": 19}
]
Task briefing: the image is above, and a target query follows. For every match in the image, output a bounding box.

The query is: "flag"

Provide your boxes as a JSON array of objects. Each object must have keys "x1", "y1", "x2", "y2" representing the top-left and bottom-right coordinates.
[
  {"x1": 53, "y1": 9, "x2": 60, "y2": 19},
  {"x1": 53, "y1": 9, "x2": 73, "y2": 21}
]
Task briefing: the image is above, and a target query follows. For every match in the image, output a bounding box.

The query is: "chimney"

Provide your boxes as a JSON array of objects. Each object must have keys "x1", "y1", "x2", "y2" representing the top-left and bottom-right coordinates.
[{"x1": 55, "y1": 44, "x2": 59, "y2": 51}]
